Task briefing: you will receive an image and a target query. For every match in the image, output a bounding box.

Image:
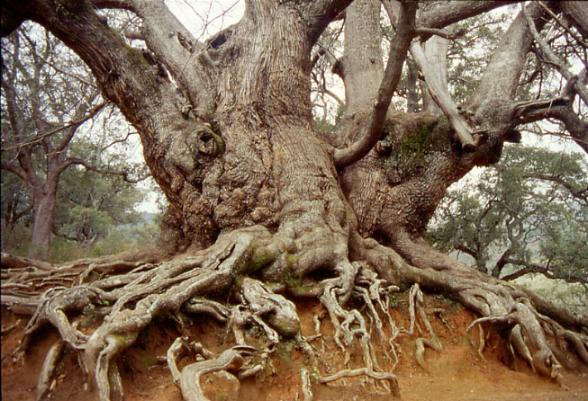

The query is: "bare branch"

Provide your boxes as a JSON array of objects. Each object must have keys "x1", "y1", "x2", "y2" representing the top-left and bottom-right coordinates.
[
  {"x1": 417, "y1": 1, "x2": 519, "y2": 32},
  {"x1": 100, "y1": 130, "x2": 139, "y2": 151},
  {"x1": 305, "y1": 0, "x2": 353, "y2": 44},
  {"x1": 90, "y1": 0, "x2": 134, "y2": 11},
  {"x1": 1, "y1": 160, "x2": 27, "y2": 181},
  {"x1": 60, "y1": 157, "x2": 150, "y2": 184},
  {"x1": 410, "y1": 41, "x2": 479, "y2": 149},
  {"x1": 55, "y1": 99, "x2": 105, "y2": 152},
  {"x1": 1, "y1": 102, "x2": 107, "y2": 152},
  {"x1": 500, "y1": 259, "x2": 588, "y2": 283},
  {"x1": 515, "y1": 100, "x2": 588, "y2": 154},
  {"x1": 537, "y1": 1, "x2": 587, "y2": 48},
  {"x1": 524, "y1": 7, "x2": 588, "y2": 106},
  {"x1": 128, "y1": 0, "x2": 226, "y2": 117},
  {"x1": 454, "y1": 243, "x2": 479, "y2": 260},
  {"x1": 521, "y1": 173, "x2": 587, "y2": 204},
  {"x1": 415, "y1": 27, "x2": 467, "y2": 41},
  {"x1": 333, "y1": 1, "x2": 417, "y2": 168},
  {"x1": 559, "y1": 1, "x2": 588, "y2": 39},
  {"x1": 469, "y1": 2, "x2": 547, "y2": 121}
]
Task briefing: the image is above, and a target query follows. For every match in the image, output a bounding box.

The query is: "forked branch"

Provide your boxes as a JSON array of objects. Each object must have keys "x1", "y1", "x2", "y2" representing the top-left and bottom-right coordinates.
[
  {"x1": 523, "y1": 5, "x2": 588, "y2": 106},
  {"x1": 334, "y1": 1, "x2": 417, "y2": 168},
  {"x1": 410, "y1": 41, "x2": 480, "y2": 150}
]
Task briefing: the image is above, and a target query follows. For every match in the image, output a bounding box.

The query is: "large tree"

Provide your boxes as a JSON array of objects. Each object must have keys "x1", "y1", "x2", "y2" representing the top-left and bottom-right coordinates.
[{"x1": 1, "y1": 1, "x2": 587, "y2": 401}]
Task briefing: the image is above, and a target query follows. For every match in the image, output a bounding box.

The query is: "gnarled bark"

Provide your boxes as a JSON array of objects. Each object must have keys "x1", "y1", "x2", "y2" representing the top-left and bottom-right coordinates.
[{"x1": 2, "y1": 1, "x2": 587, "y2": 401}]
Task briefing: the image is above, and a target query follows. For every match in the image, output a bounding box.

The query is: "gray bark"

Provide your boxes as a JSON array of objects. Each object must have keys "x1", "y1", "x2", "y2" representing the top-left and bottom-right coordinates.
[
  {"x1": 28, "y1": 186, "x2": 57, "y2": 259},
  {"x1": 1, "y1": 2, "x2": 587, "y2": 400}
]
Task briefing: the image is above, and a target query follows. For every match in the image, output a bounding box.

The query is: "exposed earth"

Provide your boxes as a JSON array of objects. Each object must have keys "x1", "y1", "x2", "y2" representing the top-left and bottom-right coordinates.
[{"x1": 2, "y1": 294, "x2": 587, "y2": 401}]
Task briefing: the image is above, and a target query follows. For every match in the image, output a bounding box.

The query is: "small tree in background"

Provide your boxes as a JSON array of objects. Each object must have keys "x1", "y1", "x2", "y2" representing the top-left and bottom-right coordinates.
[
  {"x1": 430, "y1": 146, "x2": 587, "y2": 283},
  {"x1": 1, "y1": 25, "x2": 147, "y2": 259}
]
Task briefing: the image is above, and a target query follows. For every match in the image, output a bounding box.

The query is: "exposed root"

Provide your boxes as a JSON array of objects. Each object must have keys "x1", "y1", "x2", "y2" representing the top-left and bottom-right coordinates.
[
  {"x1": 315, "y1": 261, "x2": 403, "y2": 395},
  {"x1": 1, "y1": 319, "x2": 21, "y2": 335},
  {"x1": 2, "y1": 226, "x2": 588, "y2": 401},
  {"x1": 477, "y1": 323, "x2": 486, "y2": 361},
  {"x1": 299, "y1": 367, "x2": 314, "y2": 401},
  {"x1": 36, "y1": 339, "x2": 64, "y2": 401},
  {"x1": 176, "y1": 345, "x2": 258, "y2": 401},
  {"x1": 183, "y1": 298, "x2": 230, "y2": 322},
  {"x1": 465, "y1": 300, "x2": 571, "y2": 382},
  {"x1": 319, "y1": 260, "x2": 361, "y2": 354},
  {"x1": 167, "y1": 337, "x2": 215, "y2": 383},
  {"x1": 16, "y1": 286, "x2": 104, "y2": 357},
  {"x1": 236, "y1": 277, "x2": 300, "y2": 339},
  {"x1": 1, "y1": 252, "x2": 53, "y2": 270},
  {"x1": 319, "y1": 367, "x2": 400, "y2": 397},
  {"x1": 408, "y1": 284, "x2": 442, "y2": 370},
  {"x1": 393, "y1": 234, "x2": 588, "y2": 382}
]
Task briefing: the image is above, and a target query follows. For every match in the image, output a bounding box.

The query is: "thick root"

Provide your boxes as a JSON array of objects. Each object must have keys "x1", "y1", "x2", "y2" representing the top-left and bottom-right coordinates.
[
  {"x1": 319, "y1": 367, "x2": 400, "y2": 397},
  {"x1": 36, "y1": 339, "x2": 64, "y2": 401},
  {"x1": 2, "y1": 225, "x2": 587, "y2": 401},
  {"x1": 299, "y1": 367, "x2": 314, "y2": 401},
  {"x1": 408, "y1": 284, "x2": 442, "y2": 370},
  {"x1": 177, "y1": 345, "x2": 258, "y2": 401}
]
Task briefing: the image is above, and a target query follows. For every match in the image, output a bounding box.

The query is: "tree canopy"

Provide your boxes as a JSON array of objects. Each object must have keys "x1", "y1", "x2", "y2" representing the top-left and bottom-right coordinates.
[{"x1": 430, "y1": 145, "x2": 588, "y2": 283}]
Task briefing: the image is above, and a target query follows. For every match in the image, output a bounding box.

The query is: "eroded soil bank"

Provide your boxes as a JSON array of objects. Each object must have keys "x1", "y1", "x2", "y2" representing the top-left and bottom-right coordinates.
[{"x1": 2, "y1": 295, "x2": 587, "y2": 401}]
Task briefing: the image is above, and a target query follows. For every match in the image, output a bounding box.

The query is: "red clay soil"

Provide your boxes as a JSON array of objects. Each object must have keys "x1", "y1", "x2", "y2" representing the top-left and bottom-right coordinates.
[{"x1": 2, "y1": 296, "x2": 587, "y2": 401}]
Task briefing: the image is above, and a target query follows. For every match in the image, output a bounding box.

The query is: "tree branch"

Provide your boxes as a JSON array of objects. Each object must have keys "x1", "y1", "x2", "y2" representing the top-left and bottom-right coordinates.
[
  {"x1": 415, "y1": 27, "x2": 466, "y2": 41},
  {"x1": 469, "y1": 2, "x2": 546, "y2": 121},
  {"x1": 90, "y1": 0, "x2": 134, "y2": 12},
  {"x1": 60, "y1": 157, "x2": 150, "y2": 184},
  {"x1": 521, "y1": 173, "x2": 587, "y2": 204},
  {"x1": 305, "y1": 0, "x2": 353, "y2": 44},
  {"x1": 559, "y1": 0, "x2": 588, "y2": 39},
  {"x1": 128, "y1": 0, "x2": 214, "y2": 115},
  {"x1": 515, "y1": 101, "x2": 588, "y2": 154},
  {"x1": 500, "y1": 259, "x2": 555, "y2": 281},
  {"x1": 1, "y1": 160, "x2": 27, "y2": 181},
  {"x1": 454, "y1": 243, "x2": 479, "y2": 260},
  {"x1": 1, "y1": 102, "x2": 107, "y2": 152},
  {"x1": 100, "y1": 130, "x2": 139, "y2": 152},
  {"x1": 524, "y1": 5, "x2": 588, "y2": 106},
  {"x1": 417, "y1": 1, "x2": 519, "y2": 33},
  {"x1": 56, "y1": 100, "x2": 106, "y2": 152},
  {"x1": 410, "y1": 40, "x2": 479, "y2": 150},
  {"x1": 537, "y1": 1, "x2": 587, "y2": 48},
  {"x1": 333, "y1": 1, "x2": 416, "y2": 168}
]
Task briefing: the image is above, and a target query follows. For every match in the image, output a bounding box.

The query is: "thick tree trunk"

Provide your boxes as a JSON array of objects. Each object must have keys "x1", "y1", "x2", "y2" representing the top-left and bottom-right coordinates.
[
  {"x1": 2, "y1": 2, "x2": 588, "y2": 401},
  {"x1": 28, "y1": 187, "x2": 56, "y2": 260}
]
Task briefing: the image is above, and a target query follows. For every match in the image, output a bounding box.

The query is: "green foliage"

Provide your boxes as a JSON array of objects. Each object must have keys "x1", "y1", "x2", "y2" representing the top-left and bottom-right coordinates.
[
  {"x1": 1, "y1": 23, "x2": 153, "y2": 259},
  {"x1": 2, "y1": 216, "x2": 159, "y2": 263},
  {"x1": 54, "y1": 157, "x2": 143, "y2": 243},
  {"x1": 429, "y1": 145, "x2": 588, "y2": 283},
  {"x1": 446, "y1": 11, "x2": 511, "y2": 103}
]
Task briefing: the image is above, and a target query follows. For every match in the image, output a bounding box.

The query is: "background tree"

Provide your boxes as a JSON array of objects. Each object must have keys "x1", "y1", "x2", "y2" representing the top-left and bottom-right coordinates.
[
  {"x1": 1, "y1": 25, "x2": 146, "y2": 259},
  {"x1": 53, "y1": 159, "x2": 143, "y2": 244},
  {"x1": 430, "y1": 145, "x2": 588, "y2": 283},
  {"x1": 1, "y1": 1, "x2": 588, "y2": 401}
]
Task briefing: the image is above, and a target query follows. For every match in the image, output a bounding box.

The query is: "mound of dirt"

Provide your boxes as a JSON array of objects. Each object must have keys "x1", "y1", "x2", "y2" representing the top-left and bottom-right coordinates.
[{"x1": 2, "y1": 295, "x2": 587, "y2": 401}]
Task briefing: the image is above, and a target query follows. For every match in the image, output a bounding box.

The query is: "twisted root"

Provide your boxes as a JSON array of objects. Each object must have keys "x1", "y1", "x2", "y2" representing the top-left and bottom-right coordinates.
[
  {"x1": 408, "y1": 284, "x2": 442, "y2": 370},
  {"x1": 2, "y1": 228, "x2": 587, "y2": 401}
]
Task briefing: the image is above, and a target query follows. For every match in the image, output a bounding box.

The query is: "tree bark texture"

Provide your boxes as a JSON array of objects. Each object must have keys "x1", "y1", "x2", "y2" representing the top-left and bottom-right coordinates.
[
  {"x1": 28, "y1": 186, "x2": 57, "y2": 259},
  {"x1": 1, "y1": 1, "x2": 587, "y2": 401}
]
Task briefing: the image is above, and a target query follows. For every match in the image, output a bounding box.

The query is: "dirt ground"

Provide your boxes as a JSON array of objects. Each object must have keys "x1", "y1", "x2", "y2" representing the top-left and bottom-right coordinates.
[{"x1": 2, "y1": 296, "x2": 587, "y2": 401}]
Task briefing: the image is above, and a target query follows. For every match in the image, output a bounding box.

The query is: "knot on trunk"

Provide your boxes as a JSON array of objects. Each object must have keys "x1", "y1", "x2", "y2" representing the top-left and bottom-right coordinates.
[{"x1": 194, "y1": 127, "x2": 224, "y2": 156}]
